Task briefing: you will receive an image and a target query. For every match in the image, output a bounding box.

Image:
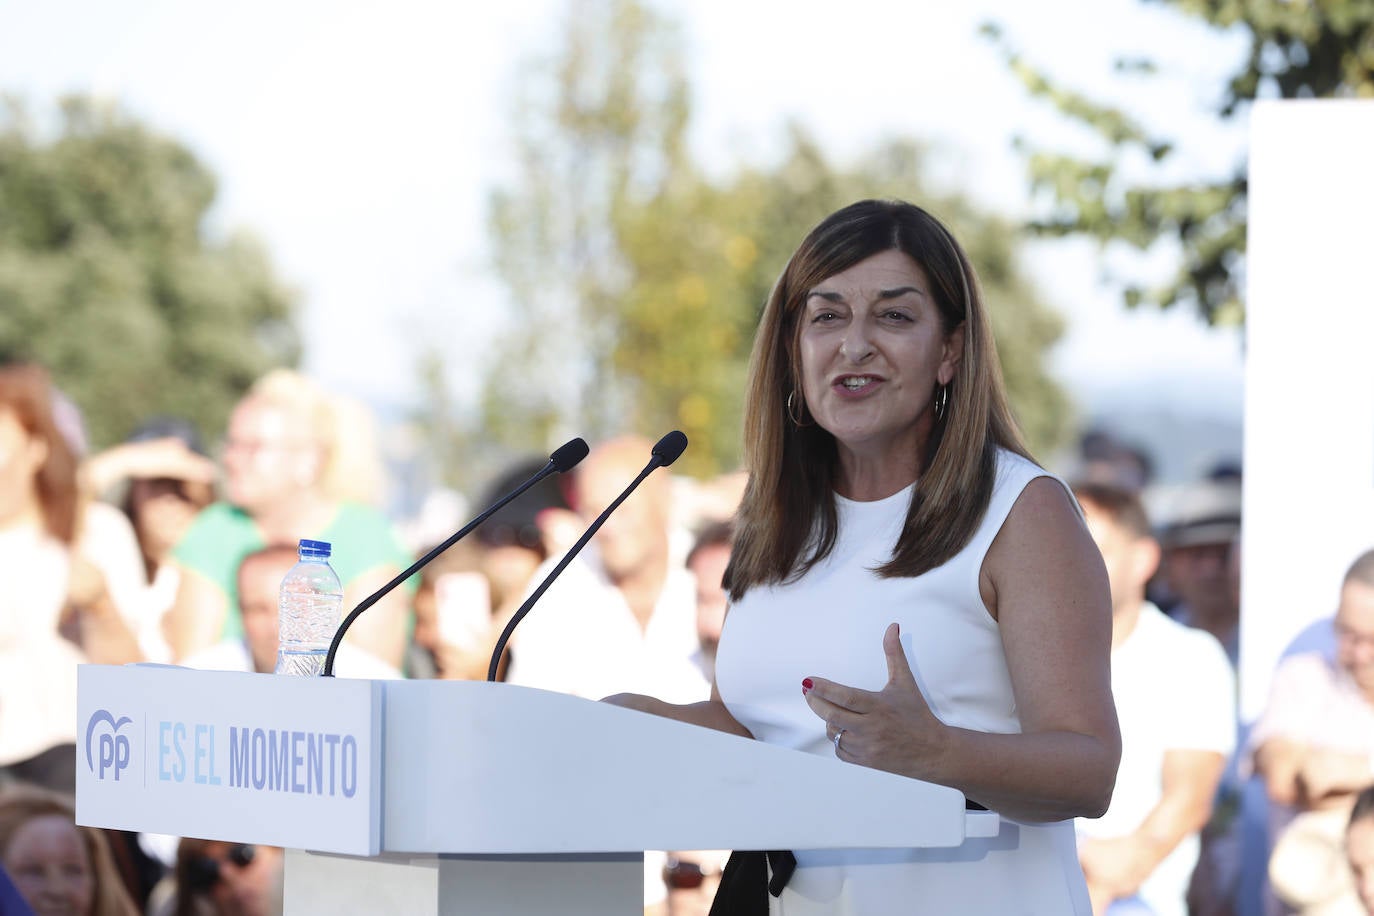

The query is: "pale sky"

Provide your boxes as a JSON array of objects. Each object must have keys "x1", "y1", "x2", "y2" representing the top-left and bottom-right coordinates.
[{"x1": 0, "y1": 0, "x2": 1249, "y2": 475}]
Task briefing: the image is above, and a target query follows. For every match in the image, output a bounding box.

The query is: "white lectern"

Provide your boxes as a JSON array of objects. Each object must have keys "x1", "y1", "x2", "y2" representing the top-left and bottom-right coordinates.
[{"x1": 76, "y1": 665, "x2": 999, "y2": 914}]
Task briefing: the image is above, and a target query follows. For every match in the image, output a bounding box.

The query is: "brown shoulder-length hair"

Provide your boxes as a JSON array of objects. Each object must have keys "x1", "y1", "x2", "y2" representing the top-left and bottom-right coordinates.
[
  {"x1": 0, "y1": 785, "x2": 140, "y2": 916},
  {"x1": 0, "y1": 363, "x2": 80, "y2": 544},
  {"x1": 725, "y1": 199, "x2": 1032, "y2": 599}
]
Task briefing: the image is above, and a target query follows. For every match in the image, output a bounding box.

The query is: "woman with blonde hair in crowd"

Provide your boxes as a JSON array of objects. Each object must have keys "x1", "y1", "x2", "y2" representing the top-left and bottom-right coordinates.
[
  {"x1": 164, "y1": 369, "x2": 412, "y2": 669},
  {"x1": 0, "y1": 785, "x2": 140, "y2": 916},
  {"x1": 0, "y1": 363, "x2": 143, "y2": 790}
]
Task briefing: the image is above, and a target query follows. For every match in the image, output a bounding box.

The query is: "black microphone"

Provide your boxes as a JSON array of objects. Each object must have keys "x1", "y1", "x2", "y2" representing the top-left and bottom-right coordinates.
[
  {"x1": 486, "y1": 431, "x2": 688, "y2": 682},
  {"x1": 321, "y1": 437, "x2": 589, "y2": 677}
]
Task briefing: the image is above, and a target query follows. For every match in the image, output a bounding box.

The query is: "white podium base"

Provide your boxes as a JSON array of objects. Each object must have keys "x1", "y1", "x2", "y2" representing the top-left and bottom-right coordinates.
[{"x1": 283, "y1": 848, "x2": 643, "y2": 915}]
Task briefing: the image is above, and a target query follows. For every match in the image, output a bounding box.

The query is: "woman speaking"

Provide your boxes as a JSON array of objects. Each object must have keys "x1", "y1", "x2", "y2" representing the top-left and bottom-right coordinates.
[{"x1": 609, "y1": 199, "x2": 1120, "y2": 914}]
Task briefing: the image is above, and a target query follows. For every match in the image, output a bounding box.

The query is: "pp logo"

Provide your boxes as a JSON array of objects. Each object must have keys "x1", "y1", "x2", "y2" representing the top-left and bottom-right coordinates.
[{"x1": 85, "y1": 710, "x2": 132, "y2": 781}]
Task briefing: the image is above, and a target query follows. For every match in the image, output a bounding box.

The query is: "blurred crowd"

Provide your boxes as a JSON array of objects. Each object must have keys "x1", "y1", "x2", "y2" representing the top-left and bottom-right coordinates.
[
  {"x1": 1070, "y1": 429, "x2": 1372, "y2": 916},
  {"x1": 1, "y1": 359, "x2": 1370, "y2": 916}
]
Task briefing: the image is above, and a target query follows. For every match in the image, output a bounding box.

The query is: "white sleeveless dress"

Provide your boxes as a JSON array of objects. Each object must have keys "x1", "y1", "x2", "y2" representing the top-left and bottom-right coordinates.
[{"x1": 715, "y1": 450, "x2": 1092, "y2": 915}]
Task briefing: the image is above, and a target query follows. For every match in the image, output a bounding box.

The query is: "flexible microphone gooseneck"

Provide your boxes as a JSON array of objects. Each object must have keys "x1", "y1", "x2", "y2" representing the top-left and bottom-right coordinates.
[
  {"x1": 321, "y1": 437, "x2": 589, "y2": 677},
  {"x1": 486, "y1": 430, "x2": 688, "y2": 682}
]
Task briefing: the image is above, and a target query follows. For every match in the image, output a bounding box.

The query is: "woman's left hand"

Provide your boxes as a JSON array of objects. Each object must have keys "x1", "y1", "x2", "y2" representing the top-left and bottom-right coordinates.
[{"x1": 802, "y1": 622, "x2": 948, "y2": 779}]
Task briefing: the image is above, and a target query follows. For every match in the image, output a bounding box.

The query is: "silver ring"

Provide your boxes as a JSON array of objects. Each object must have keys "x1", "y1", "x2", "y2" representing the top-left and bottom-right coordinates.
[{"x1": 832, "y1": 728, "x2": 845, "y2": 750}]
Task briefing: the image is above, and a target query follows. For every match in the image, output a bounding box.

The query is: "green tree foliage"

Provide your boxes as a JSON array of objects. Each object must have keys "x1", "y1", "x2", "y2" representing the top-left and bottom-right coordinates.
[
  {"x1": 614, "y1": 131, "x2": 1071, "y2": 473},
  {"x1": 0, "y1": 97, "x2": 298, "y2": 448},
  {"x1": 483, "y1": 0, "x2": 1071, "y2": 477},
  {"x1": 985, "y1": 1, "x2": 1374, "y2": 326},
  {"x1": 410, "y1": 346, "x2": 476, "y2": 491},
  {"x1": 483, "y1": 0, "x2": 690, "y2": 453}
]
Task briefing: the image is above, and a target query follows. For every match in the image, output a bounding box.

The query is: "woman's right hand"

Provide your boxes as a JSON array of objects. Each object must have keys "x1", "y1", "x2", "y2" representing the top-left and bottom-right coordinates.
[
  {"x1": 600, "y1": 694, "x2": 754, "y2": 738},
  {"x1": 602, "y1": 692, "x2": 667, "y2": 716}
]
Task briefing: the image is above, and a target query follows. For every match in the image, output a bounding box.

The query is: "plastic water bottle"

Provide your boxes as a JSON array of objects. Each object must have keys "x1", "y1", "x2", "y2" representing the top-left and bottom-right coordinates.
[{"x1": 275, "y1": 539, "x2": 343, "y2": 677}]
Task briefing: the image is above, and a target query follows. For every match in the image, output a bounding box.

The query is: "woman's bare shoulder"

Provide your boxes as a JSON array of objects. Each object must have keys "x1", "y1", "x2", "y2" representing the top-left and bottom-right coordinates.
[{"x1": 981, "y1": 475, "x2": 1100, "y2": 614}]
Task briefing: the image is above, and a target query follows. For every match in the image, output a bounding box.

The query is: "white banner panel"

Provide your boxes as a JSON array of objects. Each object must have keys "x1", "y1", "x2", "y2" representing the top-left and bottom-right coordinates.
[
  {"x1": 1242, "y1": 100, "x2": 1374, "y2": 721},
  {"x1": 75, "y1": 664, "x2": 381, "y2": 856}
]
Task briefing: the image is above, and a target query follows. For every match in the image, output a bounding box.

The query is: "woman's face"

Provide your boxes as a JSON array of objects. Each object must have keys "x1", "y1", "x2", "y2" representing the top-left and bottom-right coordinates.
[
  {"x1": 129, "y1": 477, "x2": 212, "y2": 558},
  {"x1": 797, "y1": 248, "x2": 962, "y2": 469},
  {"x1": 1336, "y1": 579, "x2": 1374, "y2": 702},
  {"x1": 0, "y1": 407, "x2": 45, "y2": 527},
  {"x1": 2, "y1": 814, "x2": 95, "y2": 916}
]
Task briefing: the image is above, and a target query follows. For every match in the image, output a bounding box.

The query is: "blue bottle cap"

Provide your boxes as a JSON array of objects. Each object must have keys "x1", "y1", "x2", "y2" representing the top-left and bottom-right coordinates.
[{"x1": 298, "y1": 538, "x2": 332, "y2": 557}]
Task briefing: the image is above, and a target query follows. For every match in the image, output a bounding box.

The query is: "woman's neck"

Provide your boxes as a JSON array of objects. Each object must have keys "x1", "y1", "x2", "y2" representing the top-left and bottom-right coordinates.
[
  {"x1": 833, "y1": 439, "x2": 926, "y2": 502},
  {"x1": 833, "y1": 458, "x2": 920, "y2": 502}
]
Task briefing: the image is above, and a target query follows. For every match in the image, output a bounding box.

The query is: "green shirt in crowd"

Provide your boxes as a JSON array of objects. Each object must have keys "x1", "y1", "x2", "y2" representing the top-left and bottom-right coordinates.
[{"x1": 171, "y1": 501, "x2": 415, "y2": 640}]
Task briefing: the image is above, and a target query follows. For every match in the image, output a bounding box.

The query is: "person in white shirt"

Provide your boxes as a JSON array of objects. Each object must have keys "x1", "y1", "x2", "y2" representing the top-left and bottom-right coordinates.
[
  {"x1": 506, "y1": 435, "x2": 705, "y2": 703},
  {"x1": 1248, "y1": 550, "x2": 1374, "y2": 915},
  {"x1": 683, "y1": 520, "x2": 732, "y2": 686},
  {"x1": 83, "y1": 419, "x2": 218, "y2": 663},
  {"x1": 505, "y1": 436, "x2": 706, "y2": 914},
  {"x1": 1, "y1": 363, "x2": 144, "y2": 791},
  {"x1": 1074, "y1": 482, "x2": 1236, "y2": 916}
]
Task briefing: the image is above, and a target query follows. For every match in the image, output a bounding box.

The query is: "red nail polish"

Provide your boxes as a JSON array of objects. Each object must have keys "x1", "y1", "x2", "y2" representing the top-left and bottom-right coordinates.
[{"x1": 802, "y1": 678, "x2": 813, "y2": 693}]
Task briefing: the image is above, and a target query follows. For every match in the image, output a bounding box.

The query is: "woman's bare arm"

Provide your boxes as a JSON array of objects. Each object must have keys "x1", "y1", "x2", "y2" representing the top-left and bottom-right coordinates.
[
  {"x1": 603, "y1": 683, "x2": 754, "y2": 739},
  {"x1": 802, "y1": 477, "x2": 1120, "y2": 823},
  {"x1": 954, "y1": 476, "x2": 1122, "y2": 820}
]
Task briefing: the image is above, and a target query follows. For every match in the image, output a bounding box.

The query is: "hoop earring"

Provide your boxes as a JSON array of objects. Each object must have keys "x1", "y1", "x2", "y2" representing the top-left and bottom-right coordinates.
[
  {"x1": 786, "y1": 391, "x2": 812, "y2": 427},
  {"x1": 934, "y1": 383, "x2": 949, "y2": 423}
]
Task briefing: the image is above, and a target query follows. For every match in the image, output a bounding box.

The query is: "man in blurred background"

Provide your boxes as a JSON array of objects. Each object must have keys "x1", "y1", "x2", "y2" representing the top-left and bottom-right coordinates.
[
  {"x1": 183, "y1": 544, "x2": 400, "y2": 679},
  {"x1": 505, "y1": 435, "x2": 705, "y2": 916},
  {"x1": 505, "y1": 435, "x2": 703, "y2": 702},
  {"x1": 683, "y1": 520, "x2": 731, "y2": 685},
  {"x1": 1156, "y1": 477, "x2": 1243, "y2": 666},
  {"x1": 1249, "y1": 550, "x2": 1374, "y2": 914},
  {"x1": 1074, "y1": 481, "x2": 1235, "y2": 916}
]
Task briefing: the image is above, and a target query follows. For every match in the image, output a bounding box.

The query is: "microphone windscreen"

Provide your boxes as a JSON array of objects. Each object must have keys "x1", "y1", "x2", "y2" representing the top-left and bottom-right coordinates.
[
  {"x1": 550, "y1": 437, "x2": 590, "y2": 473},
  {"x1": 651, "y1": 430, "x2": 688, "y2": 467}
]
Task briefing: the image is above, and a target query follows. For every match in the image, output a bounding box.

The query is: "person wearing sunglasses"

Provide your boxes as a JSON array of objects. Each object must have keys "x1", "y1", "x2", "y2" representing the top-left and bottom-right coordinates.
[
  {"x1": 154, "y1": 838, "x2": 281, "y2": 916},
  {"x1": 662, "y1": 852, "x2": 729, "y2": 916}
]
